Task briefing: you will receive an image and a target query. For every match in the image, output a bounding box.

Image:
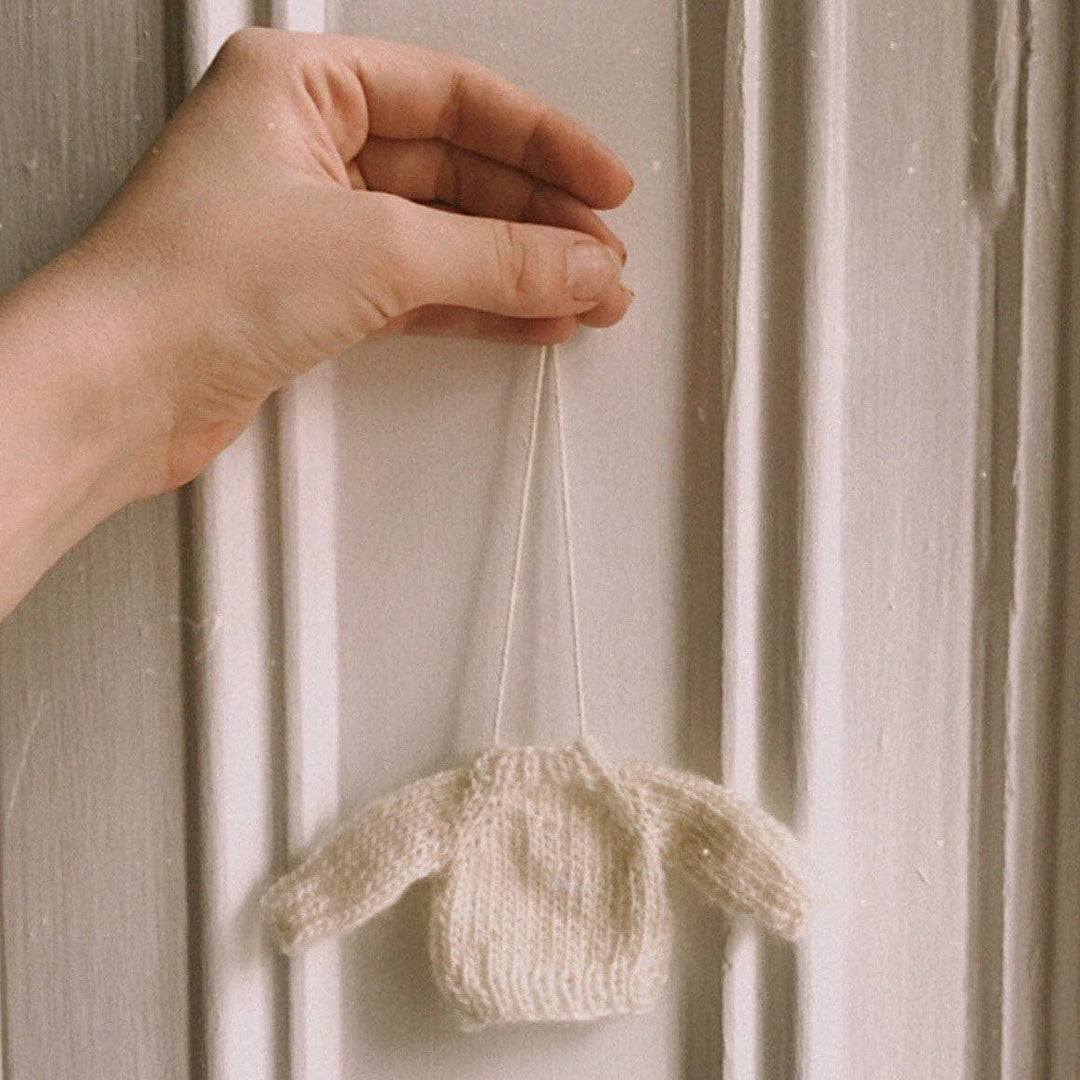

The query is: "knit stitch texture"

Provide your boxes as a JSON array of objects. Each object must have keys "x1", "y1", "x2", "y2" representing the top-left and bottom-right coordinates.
[{"x1": 261, "y1": 738, "x2": 811, "y2": 1030}]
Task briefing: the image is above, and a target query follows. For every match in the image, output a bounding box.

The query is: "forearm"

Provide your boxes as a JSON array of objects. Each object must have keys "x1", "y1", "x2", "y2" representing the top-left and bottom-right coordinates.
[{"x1": 0, "y1": 246, "x2": 159, "y2": 620}]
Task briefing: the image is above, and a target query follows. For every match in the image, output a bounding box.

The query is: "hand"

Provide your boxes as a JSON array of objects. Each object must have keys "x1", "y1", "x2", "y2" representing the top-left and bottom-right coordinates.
[{"x1": 76, "y1": 27, "x2": 634, "y2": 496}]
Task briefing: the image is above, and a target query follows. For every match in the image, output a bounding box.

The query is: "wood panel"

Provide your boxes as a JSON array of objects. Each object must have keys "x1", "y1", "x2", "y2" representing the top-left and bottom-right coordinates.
[
  {"x1": 0, "y1": 2, "x2": 191, "y2": 1078},
  {"x1": 326, "y1": 0, "x2": 707, "y2": 1076},
  {"x1": 1016, "y1": 4, "x2": 1080, "y2": 1073},
  {"x1": 833, "y1": 1, "x2": 1079, "y2": 1075},
  {"x1": 187, "y1": 0, "x2": 1080, "y2": 1077},
  {"x1": 4, "y1": 0, "x2": 1070, "y2": 1077}
]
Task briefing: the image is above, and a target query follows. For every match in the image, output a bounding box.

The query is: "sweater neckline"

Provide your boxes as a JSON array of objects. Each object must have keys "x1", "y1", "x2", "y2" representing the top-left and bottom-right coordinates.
[
  {"x1": 468, "y1": 737, "x2": 607, "y2": 785},
  {"x1": 470, "y1": 734, "x2": 604, "y2": 777}
]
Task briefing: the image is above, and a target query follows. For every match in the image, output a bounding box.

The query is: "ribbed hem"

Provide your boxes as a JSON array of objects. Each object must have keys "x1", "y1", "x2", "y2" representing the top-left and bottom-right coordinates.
[{"x1": 438, "y1": 959, "x2": 668, "y2": 1031}]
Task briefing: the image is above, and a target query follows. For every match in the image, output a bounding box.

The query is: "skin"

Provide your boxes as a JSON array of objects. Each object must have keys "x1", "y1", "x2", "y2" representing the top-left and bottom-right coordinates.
[{"x1": 0, "y1": 28, "x2": 633, "y2": 621}]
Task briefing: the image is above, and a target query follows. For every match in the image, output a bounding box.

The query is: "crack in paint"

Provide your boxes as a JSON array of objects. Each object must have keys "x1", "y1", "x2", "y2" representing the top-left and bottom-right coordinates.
[{"x1": 2, "y1": 692, "x2": 46, "y2": 835}]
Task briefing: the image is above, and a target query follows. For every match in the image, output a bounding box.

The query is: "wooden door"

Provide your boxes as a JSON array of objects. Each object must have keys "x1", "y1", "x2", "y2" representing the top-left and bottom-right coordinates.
[{"x1": 2, "y1": 1, "x2": 1077, "y2": 1077}]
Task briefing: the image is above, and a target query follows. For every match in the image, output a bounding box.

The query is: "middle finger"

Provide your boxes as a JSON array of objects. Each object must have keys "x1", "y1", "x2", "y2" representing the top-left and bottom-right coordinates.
[{"x1": 355, "y1": 136, "x2": 627, "y2": 262}]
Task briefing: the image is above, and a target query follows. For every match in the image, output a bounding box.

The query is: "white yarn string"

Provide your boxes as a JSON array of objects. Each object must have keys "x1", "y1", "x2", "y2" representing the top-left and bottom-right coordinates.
[
  {"x1": 491, "y1": 343, "x2": 588, "y2": 746},
  {"x1": 490, "y1": 345, "x2": 547, "y2": 746},
  {"x1": 552, "y1": 348, "x2": 588, "y2": 740}
]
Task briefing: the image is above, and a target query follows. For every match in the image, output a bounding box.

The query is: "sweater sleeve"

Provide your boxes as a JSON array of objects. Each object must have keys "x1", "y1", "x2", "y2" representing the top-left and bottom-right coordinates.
[
  {"x1": 619, "y1": 760, "x2": 811, "y2": 941},
  {"x1": 261, "y1": 765, "x2": 468, "y2": 953}
]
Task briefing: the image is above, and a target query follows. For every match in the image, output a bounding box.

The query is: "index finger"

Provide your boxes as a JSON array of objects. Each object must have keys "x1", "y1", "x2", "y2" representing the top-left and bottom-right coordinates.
[{"x1": 324, "y1": 34, "x2": 635, "y2": 210}]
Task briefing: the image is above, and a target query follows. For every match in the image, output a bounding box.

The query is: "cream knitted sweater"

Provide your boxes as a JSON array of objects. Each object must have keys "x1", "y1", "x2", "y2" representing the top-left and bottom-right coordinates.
[{"x1": 262, "y1": 738, "x2": 810, "y2": 1030}]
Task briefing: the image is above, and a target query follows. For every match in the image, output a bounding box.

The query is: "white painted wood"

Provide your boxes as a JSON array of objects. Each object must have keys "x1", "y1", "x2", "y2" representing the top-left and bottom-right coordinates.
[
  {"x1": 1005, "y1": 2, "x2": 1080, "y2": 1074},
  {"x1": 827, "y1": 2, "x2": 1077, "y2": 1076},
  {"x1": 0, "y1": 3, "x2": 190, "y2": 1078},
  {"x1": 188, "y1": 446, "x2": 287, "y2": 1080},
  {"x1": 180, "y1": 1, "x2": 1080, "y2": 1079},
  {"x1": 271, "y1": 10, "x2": 344, "y2": 1080},
  {"x1": 186, "y1": 0, "x2": 348, "y2": 1073},
  {"x1": 839, "y1": 2, "x2": 983, "y2": 1073},
  {"x1": 731, "y1": 0, "x2": 850, "y2": 1075},
  {"x1": 183, "y1": 7, "x2": 289, "y2": 1080},
  {"x1": 1048, "y1": 11, "x2": 1080, "y2": 1067},
  {"x1": 276, "y1": 374, "x2": 344, "y2": 1080},
  {"x1": 275, "y1": 376, "x2": 345, "y2": 1077},
  {"x1": 324, "y1": 0, "x2": 695, "y2": 1074},
  {"x1": 10, "y1": 0, "x2": 1076, "y2": 1076}
]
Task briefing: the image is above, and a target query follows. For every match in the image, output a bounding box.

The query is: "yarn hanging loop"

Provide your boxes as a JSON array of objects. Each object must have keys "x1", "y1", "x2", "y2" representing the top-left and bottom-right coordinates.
[
  {"x1": 490, "y1": 344, "x2": 589, "y2": 746},
  {"x1": 553, "y1": 351, "x2": 588, "y2": 740}
]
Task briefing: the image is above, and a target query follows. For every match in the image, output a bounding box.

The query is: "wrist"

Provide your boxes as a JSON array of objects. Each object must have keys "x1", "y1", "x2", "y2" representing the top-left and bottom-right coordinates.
[{"x1": 0, "y1": 244, "x2": 166, "y2": 617}]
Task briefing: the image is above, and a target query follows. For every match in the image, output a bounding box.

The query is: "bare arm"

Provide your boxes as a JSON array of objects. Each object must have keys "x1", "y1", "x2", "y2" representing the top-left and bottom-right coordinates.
[
  {"x1": 0, "y1": 247, "x2": 161, "y2": 618},
  {"x1": 0, "y1": 28, "x2": 633, "y2": 620}
]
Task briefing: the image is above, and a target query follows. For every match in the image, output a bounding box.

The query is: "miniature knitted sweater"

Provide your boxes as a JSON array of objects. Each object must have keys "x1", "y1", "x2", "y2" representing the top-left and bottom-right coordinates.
[{"x1": 261, "y1": 738, "x2": 810, "y2": 1030}]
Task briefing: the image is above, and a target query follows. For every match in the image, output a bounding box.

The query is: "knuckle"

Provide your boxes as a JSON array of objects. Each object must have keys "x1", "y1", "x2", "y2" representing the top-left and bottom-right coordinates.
[
  {"x1": 489, "y1": 219, "x2": 531, "y2": 302},
  {"x1": 433, "y1": 54, "x2": 488, "y2": 139},
  {"x1": 436, "y1": 66, "x2": 469, "y2": 143},
  {"x1": 216, "y1": 26, "x2": 282, "y2": 70},
  {"x1": 363, "y1": 192, "x2": 419, "y2": 314}
]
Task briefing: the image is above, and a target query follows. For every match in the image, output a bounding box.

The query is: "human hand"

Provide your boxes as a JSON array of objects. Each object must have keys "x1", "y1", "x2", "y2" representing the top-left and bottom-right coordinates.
[
  {"x1": 75, "y1": 28, "x2": 634, "y2": 496},
  {"x1": 0, "y1": 28, "x2": 633, "y2": 619}
]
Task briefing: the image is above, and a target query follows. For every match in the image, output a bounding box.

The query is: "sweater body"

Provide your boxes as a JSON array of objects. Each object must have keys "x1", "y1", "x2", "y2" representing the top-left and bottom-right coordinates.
[
  {"x1": 429, "y1": 742, "x2": 672, "y2": 1030},
  {"x1": 261, "y1": 737, "x2": 810, "y2": 1032}
]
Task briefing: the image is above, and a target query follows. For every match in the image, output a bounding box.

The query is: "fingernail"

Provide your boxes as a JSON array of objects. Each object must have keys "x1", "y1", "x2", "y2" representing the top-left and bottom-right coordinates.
[{"x1": 567, "y1": 241, "x2": 622, "y2": 301}]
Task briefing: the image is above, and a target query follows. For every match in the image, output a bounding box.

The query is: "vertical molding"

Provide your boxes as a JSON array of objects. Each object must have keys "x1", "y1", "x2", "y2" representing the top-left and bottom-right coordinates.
[
  {"x1": 274, "y1": 376, "x2": 342, "y2": 1080},
  {"x1": 731, "y1": 0, "x2": 1076, "y2": 1073},
  {"x1": 720, "y1": 0, "x2": 765, "y2": 1062},
  {"x1": 1048, "y1": 8, "x2": 1080, "y2": 1054},
  {"x1": 963, "y1": 1, "x2": 1080, "y2": 1076},
  {"x1": 721, "y1": 1, "x2": 770, "y2": 1072},
  {"x1": 678, "y1": 0, "x2": 740, "y2": 1075},
  {"x1": 267, "y1": 1, "x2": 344, "y2": 1075},
  {"x1": 1049, "y1": 14, "x2": 1080, "y2": 1071},
  {"x1": 187, "y1": 420, "x2": 288, "y2": 1080},
  {"x1": 1005, "y1": 3, "x2": 1080, "y2": 1076},
  {"x1": 792, "y1": 0, "x2": 848, "y2": 1075},
  {"x1": 184, "y1": 5, "x2": 288, "y2": 1080},
  {"x1": 187, "y1": 2, "x2": 342, "y2": 1077},
  {"x1": 965, "y1": 1, "x2": 1026, "y2": 1073},
  {"x1": 724, "y1": 0, "x2": 847, "y2": 1076},
  {"x1": 179, "y1": 1, "x2": 1079, "y2": 1076}
]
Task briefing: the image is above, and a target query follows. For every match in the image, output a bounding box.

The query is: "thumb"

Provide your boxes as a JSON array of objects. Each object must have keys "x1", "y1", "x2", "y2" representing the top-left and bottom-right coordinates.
[{"x1": 378, "y1": 195, "x2": 625, "y2": 318}]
